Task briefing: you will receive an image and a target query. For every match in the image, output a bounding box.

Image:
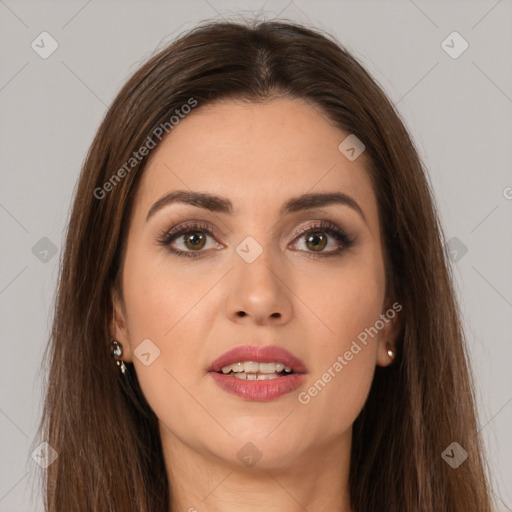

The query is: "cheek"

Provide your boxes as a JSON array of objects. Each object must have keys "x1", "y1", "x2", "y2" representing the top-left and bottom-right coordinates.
[
  {"x1": 293, "y1": 255, "x2": 384, "y2": 433},
  {"x1": 295, "y1": 250, "x2": 385, "y2": 352},
  {"x1": 297, "y1": 351, "x2": 375, "y2": 445},
  {"x1": 120, "y1": 250, "x2": 217, "y2": 414},
  {"x1": 121, "y1": 248, "x2": 216, "y2": 347}
]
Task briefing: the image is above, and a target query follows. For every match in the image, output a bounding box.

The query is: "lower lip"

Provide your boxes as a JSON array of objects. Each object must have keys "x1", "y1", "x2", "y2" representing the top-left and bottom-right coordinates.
[{"x1": 209, "y1": 372, "x2": 306, "y2": 401}]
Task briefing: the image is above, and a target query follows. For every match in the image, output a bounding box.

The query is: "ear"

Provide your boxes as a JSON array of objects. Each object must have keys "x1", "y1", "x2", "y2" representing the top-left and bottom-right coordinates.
[
  {"x1": 111, "y1": 287, "x2": 133, "y2": 363},
  {"x1": 376, "y1": 300, "x2": 403, "y2": 368}
]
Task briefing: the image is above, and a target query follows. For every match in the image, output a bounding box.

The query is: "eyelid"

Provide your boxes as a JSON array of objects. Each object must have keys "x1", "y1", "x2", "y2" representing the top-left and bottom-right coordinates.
[
  {"x1": 289, "y1": 219, "x2": 343, "y2": 240},
  {"x1": 160, "y1": 220, "x2": 217, "y2": 239}
]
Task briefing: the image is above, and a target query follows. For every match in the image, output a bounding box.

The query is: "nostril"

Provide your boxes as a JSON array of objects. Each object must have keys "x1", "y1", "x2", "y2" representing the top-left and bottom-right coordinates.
[{"x1": 237, "y1": 311, "x2": 247, "y2": 317}]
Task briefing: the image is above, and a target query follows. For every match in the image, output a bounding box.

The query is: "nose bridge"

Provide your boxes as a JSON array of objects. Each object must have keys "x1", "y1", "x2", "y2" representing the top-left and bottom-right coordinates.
[
  {"x1": 226, "y1": 236, "x2": 293, "y2": 323},
  {"x1": 236, "y1": 241, "x2": 278, "y2": 290}
]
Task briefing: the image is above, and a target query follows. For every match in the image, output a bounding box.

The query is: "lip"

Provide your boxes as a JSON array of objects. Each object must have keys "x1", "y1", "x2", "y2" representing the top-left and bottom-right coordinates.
[
  {"x1": 208, "y1": 344, "x2": 307, "y2": 374},
  {"x1": 209, "y1": 372, "x2": 306, "y2": 401},
  {"x1": 208, "y1": 344, "x2": 307, "y2": 402}
]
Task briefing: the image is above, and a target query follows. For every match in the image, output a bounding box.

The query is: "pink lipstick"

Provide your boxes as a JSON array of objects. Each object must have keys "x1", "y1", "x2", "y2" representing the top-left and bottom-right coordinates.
[{"x1": 208, "y1": 345, "x2": 307, "y2": 401}]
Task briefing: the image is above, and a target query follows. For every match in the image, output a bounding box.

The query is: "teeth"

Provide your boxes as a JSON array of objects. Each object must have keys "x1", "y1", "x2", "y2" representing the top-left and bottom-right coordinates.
[
  {"x1": 244, "y1": 362, "x2": 259, "y2": 373},
  {"x1": 232, "y1": 362, "x2": 243, "y2": 373},
  {"x1": 233, "y1": 372, "x2": 281, "y2": 381},
  {"x1": 220, "y1": 361, "x2": 294, "y2": 374}
]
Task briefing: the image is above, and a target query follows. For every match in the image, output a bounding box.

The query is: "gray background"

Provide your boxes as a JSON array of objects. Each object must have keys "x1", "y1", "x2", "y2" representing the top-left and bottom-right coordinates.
[{"x1": 1, "y1": 0, "x2": 511, "y2": 510}]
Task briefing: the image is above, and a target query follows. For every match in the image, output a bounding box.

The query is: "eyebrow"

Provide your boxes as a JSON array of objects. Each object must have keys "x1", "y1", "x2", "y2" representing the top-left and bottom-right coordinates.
[{"x1": 146, "y1": 190, "x2": 367, "y2": 224}]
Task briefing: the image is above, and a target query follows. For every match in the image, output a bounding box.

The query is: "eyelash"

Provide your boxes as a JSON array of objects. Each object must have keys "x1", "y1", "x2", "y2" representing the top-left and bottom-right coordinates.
[
  {"x1": 156, "y1": 220, "x2": 354, "y2": 259},
  {"x1": 156, "y1": 222, "x2": 215, "y2": 259}
]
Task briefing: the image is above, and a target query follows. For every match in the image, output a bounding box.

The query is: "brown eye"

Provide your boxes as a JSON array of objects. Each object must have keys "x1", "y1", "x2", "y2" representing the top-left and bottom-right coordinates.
[
  {"x1": 305, "y1": 232, "x2": 328, "y2": 252},
  {"x1": 183, "y1": 231, "x2": 206, "y2": 250},
  {"x1": 157, "y1": 222, "x2": 223, "y2": 258},
  {"x1": 289, "y1": 221, "x2": 354, "y2": 257}
]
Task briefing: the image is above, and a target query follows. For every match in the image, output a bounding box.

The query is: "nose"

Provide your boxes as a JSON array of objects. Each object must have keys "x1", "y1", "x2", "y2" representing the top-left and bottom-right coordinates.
[{"x1": 224, "y1": 246, "x2": 293, "y2": 326}]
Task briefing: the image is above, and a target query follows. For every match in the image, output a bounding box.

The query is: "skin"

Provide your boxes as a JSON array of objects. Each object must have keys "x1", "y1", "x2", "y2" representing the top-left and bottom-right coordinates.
[{"x1": 112, "y1": 97, "x2": 401, "y2": 512}]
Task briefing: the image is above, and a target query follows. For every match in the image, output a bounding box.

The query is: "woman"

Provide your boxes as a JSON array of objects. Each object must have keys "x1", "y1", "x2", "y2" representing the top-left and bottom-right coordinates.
[{"x1": 36, "y1": 19, "x2": 493, "y2": 511}]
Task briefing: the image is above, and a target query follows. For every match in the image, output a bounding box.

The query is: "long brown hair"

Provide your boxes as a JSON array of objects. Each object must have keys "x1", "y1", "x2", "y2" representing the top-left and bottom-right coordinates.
[{"x1": 35, "y1": 19, "x2": 493, "y2": 511}]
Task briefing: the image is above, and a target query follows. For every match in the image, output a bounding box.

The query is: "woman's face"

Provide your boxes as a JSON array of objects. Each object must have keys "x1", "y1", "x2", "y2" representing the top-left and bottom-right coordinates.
[{"x1": 113, "y1": 97, "x2": 399, "y2": 471}]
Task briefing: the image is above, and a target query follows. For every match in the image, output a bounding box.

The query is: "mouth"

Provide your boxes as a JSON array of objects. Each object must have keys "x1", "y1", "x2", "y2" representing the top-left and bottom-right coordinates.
[
  {"x1": 208, "y1": 344, "x2": 307, "y2": 401},
  {"x1": 208, "y1": 344, "x2": 307, "y2": 375},
  {"x1": 216, "y1": 360, "x2": 296, "y2": 380}
]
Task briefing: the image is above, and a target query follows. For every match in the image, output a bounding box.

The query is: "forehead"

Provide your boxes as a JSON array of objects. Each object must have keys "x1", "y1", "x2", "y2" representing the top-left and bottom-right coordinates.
[{"x1": 137, "y1": 97, "x2": 376, "y2": 218}]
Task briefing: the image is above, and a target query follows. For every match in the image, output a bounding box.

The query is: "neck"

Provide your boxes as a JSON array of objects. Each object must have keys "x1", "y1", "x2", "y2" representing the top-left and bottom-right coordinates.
[{"x1": 160, "y1": 424, "x2": 353, "y2": 512}]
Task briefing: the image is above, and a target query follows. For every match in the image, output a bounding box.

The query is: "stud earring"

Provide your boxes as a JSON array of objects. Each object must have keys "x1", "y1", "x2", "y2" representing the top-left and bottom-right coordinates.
[
  {"x1": 110, "y1": 340, "x2": 127, "y2": 374},
  {"x1": 386, "y1": 345, "x2": 395, "y2": 359}
]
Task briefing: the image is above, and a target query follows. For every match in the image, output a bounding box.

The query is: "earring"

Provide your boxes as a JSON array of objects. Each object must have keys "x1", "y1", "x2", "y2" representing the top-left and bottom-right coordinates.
[
  {"x1": 110, "y1": 340, "x2": 127, "y2": 374},
  {"x1": 386, "y1": 345, "x2": 395, "y2": 359}
]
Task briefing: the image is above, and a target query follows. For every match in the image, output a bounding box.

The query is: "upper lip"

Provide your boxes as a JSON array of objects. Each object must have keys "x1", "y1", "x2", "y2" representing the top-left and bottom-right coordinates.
[{"x1": 209, "y1": 344, "x2": 307, "y2": 374}]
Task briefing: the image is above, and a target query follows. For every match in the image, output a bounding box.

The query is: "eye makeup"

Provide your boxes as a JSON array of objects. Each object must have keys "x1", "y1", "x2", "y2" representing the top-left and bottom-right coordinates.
[{"x1": 155, "y1": 218, "x2": 355, "y2": 259}]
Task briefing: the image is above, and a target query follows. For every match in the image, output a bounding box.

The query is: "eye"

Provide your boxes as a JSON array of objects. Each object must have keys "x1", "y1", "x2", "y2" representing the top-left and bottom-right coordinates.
[
  {"x1": 290, "y1": 221, "x2": 354, "y2": 257},
  {"x1": 157, "y1": 220, "x2": 354, "y2": 259},
  {"x1": 156, "y1": 222, "x2": 222, "y2": 258}
]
